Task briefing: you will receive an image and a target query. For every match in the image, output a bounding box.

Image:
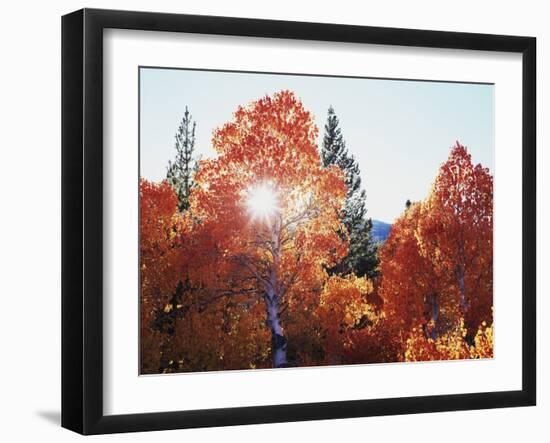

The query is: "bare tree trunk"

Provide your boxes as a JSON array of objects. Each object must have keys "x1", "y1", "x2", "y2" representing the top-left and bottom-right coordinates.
[
  {"x1": 429, "y1": 293, "x2": 439, "y2": 340},
  {"x1": 265, "y1": 218, "x2": 287, "y2": 368},
  {"x1": 266, "y1": 295, "x2": 287, "y2": 368},
  {"x1": 455, "y1": 243, "x2": 468, "y2": 313},
  {"x1": 456, "y1": 265, "x2": 467, "y2": 311}
]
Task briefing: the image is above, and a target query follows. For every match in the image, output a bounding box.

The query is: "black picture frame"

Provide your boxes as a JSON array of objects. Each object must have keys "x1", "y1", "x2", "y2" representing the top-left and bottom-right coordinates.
[{"x1": 62, "y1": 8, "x2": 536, "y2": 435}]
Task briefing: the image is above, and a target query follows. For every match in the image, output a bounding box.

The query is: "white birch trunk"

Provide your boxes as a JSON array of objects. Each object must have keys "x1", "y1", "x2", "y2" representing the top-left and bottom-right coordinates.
[
  {"x1": 266, "y1": 294, "x2": 287, "y2": 368},
  {"x1": 265, "y1": 219, "x2": 287, "y2": 368}
]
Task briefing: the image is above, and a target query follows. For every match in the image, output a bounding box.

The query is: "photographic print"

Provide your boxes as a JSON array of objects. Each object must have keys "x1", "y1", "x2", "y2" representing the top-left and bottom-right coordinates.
[{"x1": 139, "y1": 67, "x2": 494, "y2": 375}]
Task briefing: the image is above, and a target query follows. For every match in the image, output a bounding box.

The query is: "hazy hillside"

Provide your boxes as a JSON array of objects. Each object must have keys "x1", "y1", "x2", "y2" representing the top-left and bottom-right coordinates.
[{"x1": 371, "y1": 219, "x2": 392, "y2": 243}]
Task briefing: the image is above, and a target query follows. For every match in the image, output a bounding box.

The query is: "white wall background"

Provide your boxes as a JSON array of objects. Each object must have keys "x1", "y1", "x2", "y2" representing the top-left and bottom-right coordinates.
[{"x1": 0, "y1": 1, "x2": 546, "y2": 441}]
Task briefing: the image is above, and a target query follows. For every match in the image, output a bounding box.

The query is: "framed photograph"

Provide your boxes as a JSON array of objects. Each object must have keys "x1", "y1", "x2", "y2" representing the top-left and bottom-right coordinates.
[{"x1": 62, "y1": 8, "x2": 536, "y2": 435}]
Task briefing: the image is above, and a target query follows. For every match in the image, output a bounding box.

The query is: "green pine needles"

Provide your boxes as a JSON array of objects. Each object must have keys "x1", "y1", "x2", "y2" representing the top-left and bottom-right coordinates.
[{"x1": 321, "y1": 106, "x2": 379, "y2": 279}]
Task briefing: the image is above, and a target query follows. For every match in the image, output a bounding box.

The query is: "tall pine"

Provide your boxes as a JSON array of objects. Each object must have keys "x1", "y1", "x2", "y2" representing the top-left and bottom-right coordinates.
[
  {"x1": 167, "y1": 107, "x2": 198, "y2": 212},
  {"x1": 159, "y1": 108, "x2": 198, "y2": 371},
  {"x1": 321, "y1": 106, "x2": 378, "y2": 278}
]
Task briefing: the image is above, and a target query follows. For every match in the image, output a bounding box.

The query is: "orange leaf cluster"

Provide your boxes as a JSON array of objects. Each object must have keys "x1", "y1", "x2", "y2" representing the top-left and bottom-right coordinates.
[
  {"x1": 139, "y1": 95, "x2": 494, "y2": 371},
  {"x1": 379, "y1": 142, "x2": 493, "y2": 360},
  {"x1": 139, "y1": 179, "x2": 183, "y2": 372}
]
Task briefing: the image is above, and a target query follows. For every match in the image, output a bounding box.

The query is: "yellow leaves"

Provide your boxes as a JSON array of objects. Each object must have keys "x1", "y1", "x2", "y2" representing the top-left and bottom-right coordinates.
[
  {"x1": 470, "y1": 321, "x2": 494, "y2": 359},
  {"x1": 164, "y1": 297, "x2": 271, "y2": 372},
  {"x1": 316, "y1": 274, "x2": 378, "y2": 363},
  {"x1": 404, "y1": 318, "x2": 493, "y2": 362}
]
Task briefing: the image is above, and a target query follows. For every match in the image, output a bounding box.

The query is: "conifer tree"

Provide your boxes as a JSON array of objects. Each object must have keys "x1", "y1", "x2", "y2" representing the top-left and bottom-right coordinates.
[
  {"x1": 321, "y1": 106, "x2": 378, "y2": 278},
  {"x1": 167, "y1": 107, "x2": 198, "y2": 212}
]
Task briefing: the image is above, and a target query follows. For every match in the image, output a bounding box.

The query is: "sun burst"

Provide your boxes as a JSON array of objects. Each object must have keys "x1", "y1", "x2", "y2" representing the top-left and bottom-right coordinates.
[{"x1": 245, "y1": 182, "x2": 280, "y2": 222}]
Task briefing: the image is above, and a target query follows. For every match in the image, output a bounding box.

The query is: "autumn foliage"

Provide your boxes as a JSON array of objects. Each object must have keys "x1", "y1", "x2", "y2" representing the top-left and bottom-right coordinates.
[
  {"x1": 379, "y1": 143, "x2": 493, "y2": 361},
  {"x1": 140, "y1": 91, "x2": 494, "y2": 373}
]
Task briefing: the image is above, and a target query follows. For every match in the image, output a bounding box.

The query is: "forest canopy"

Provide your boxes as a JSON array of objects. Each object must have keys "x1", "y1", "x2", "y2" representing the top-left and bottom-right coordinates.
[{"x1": 139, "y1": 90, "x2": 493, "y2": 374}]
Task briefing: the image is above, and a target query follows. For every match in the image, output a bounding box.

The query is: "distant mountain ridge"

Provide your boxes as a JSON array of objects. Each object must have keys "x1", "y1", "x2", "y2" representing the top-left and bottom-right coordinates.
[{"x1": 371, "y1": 219, "x2": 392, "y2": 243}]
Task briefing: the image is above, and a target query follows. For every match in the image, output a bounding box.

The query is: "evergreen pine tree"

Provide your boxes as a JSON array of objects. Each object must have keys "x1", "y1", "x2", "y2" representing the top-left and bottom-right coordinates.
[
  {"x1": 161, "y1": 109, "x2": 199, "y2": 370},
  {"x1": 321, "y1": 106, "x2": 378, "y2": 278},
  {"x1": 167, "y1": 107, "x2": 198, "y2": 212}
]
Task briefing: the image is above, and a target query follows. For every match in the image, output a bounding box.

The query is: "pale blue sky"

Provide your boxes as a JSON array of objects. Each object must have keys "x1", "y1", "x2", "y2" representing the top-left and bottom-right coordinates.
[{"x1": 140, "y1": 67, "x2": 493, "y2": 223}]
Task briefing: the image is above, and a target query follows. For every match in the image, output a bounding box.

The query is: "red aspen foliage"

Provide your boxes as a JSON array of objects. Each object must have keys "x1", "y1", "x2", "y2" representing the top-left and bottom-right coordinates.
[
  {"x1": 378, "y1": 202, "x2": 437, "y2": 343},
  {"x1": 418, "y1": 142, "x2": 493, "y2": 336},
  {"x1": 378, "y1": 142, "x2": 493, "y2": 361},
  {"x1": 187, "y1": 90, "x2": 349, "y2": 368},
  {"x1": 139, "y1": 90, "x2": 494, "y2": 372},
  {"x1": 139, "y1": 179, "x2": 183, "y2": 372}
]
